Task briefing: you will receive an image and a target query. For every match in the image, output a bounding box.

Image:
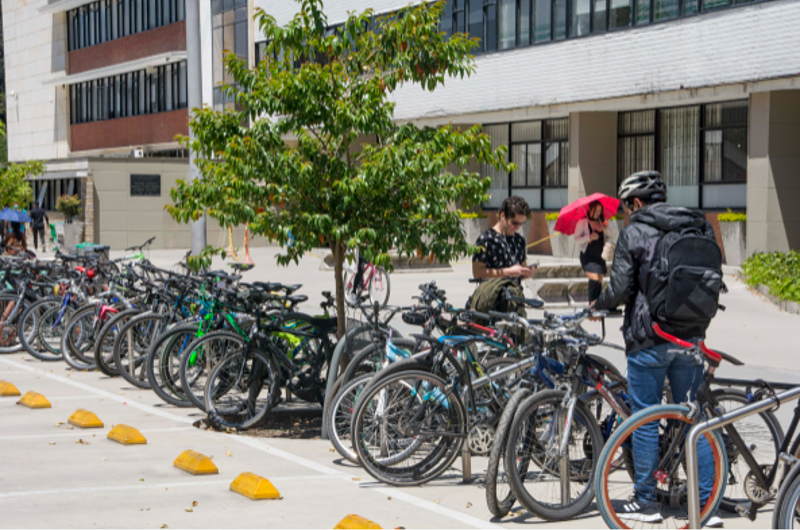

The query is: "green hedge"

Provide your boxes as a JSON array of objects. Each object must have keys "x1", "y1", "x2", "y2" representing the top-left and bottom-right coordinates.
[
  {"x1": 742, "y1": 251, "x2": 800, "y2": 303},
  {"x1": 458, "y1": 212, "x2": 487, "y2": 219},
  {"x1": 545, "y1": 212, "x2": 559, "y2": 221}
]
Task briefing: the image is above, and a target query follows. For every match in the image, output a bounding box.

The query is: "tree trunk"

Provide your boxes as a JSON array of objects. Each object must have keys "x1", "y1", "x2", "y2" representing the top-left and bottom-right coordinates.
[{"x1": 332, "y1": 242, "x2": 347, "y2": 340}]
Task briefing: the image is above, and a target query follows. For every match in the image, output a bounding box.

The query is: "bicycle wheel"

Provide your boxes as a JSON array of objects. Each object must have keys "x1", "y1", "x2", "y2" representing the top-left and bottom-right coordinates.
[
  {"x1": 486, "y1": 387, "x2": 532, "y2": 518},
  {"x1": 147, "y1": 323, "x2": 200, "y2": 407},
  {"x1": 368, "y1": 267, "x2": 390, "y2": 308},
  {"x1": 61, "y1": 304, "x2": 98, "y2": 370},
  {"x1": 327, "y1": 372, "x2": 374, "y2": 464},
  {"x1": 114, "y1": 312, "x2": 169, "y2": 388},
  {"x1": 93, "y1": 309, "x2": 140, "y2": 376},
  {"x1": 594, "y1": 404, "x2": 727, "y2": 529},
  {"x1": 342, "y1": 270, "x2": 360, "y2": 308},
  {"x1": 180, "y1": 331, "x2": 246, "y2": 411},
  {"x1": 38, "y1": 303, "x2": 76, "y2": 356},
  {"x1": 0, "y1": 294, "x2": 23, "y2": 353},
  {"x1": 773, "y1": 461, "x2": 800, "y2": 529},
  {"x1": 504, "y1": 389, "x2": 603, "y2": 521},
  {"x1": 351, "y1": 369, "x2": 467, "y2": 486},
  {"x1": 205, "y1": 348, "x2": 280, "y2": 430},
  {"x1": 712, "y1": 388, "x2": 784, "y2": 513},
  {"x1": 18, "y1": 297, "x2": 62, "y2": 361}
]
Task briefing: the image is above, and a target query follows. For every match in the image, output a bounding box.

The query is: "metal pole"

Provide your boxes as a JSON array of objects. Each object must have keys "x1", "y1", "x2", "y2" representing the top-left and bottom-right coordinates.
[
  {"x1": 686, "y1": 385, "x2": 800, "y2": 528},
  {"x1": 185, "y1": 0, "x2": 206, "y2": 255}
]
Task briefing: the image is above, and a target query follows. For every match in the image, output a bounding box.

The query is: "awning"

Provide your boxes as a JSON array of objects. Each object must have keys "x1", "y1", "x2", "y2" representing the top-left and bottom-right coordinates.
[{"x1": 42, "y1": 51, "x2": 187, "y2": 86}]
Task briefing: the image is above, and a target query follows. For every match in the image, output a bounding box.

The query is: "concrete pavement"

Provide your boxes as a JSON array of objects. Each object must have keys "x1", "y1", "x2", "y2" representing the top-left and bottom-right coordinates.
[{"x1": 1, "y1": 247, "x2": 798, "y2": 528}]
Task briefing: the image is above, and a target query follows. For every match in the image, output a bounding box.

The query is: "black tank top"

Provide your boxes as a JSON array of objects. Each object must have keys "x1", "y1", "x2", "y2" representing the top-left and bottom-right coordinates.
[{"x1": 584, "y1": 221, "x2": 605, "y2": 258}]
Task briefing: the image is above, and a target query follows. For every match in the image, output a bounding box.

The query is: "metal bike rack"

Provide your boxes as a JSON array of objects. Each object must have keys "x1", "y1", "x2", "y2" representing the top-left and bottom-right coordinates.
[{"x1": 686, "y1": 385, "x2": 800, "y2": 528}]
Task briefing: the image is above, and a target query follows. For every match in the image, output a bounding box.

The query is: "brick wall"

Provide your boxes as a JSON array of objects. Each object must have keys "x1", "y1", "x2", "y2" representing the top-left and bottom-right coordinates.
[{"x1": 70, "y1": 109, "x2": 189, "y2": 152}]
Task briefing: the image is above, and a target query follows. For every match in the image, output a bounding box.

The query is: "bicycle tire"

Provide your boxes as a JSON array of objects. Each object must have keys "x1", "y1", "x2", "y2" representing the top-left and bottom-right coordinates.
[
  {"x1": 180, "y1": 330, "x2": 247, "y2": 411},
  {"x1": 37, "y1": 303, "x2": 76, "y2": 356},
  {"x1": 147, "y1": 323, "x2": 201, "y2": 407},
  {"x1": 486, "y1": 387, "x2": 532, "y2": 518},
  {"x1": 205, "y1": 348, "x2": 280, "y2": 431},
  {"x1": 351, "y1": 369, "x2": 467, "y2": 486},
  {"x1": 504, "y1": 389, "x2": 603, "y2": 521},
  {"x1": 93, "y1": 309, "x2": 141, "y2": 376},
  {"x1": 17, "y1": 297, "x2": 62, "y2": 361},
  {"x1": 594, "y1": 403, "x2": 728, "y2": 529},
  {"x1": 712, "y1": 388, "x2": 784, "y2": 514},
  {"x1": 114, "y1": 312, "x2": 169, "y2": 388},
  {"x1": 61, "y1": 304, "x2": 99, "y2": 370},
  {"x1": 772, "y1": 459, "x2": 800, "y2": 529},
  {"x1": 0, "y1": 293, "x2": 24, "y2": 353},
  {"x1": 327, "y1": 372, "x2": 374, "y2": 464}
]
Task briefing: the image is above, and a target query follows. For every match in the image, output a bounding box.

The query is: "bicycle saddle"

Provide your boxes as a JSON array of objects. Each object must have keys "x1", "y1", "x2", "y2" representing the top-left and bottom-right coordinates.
[
  {"x1": 506, "y1": 294, "x2": 544, "y2": 309},
  {"x1": 287, "y1": 294, "x2": 308, "y2": 304},
  {"x1": 228, "y1": 263, "x2": 254, "y2": 272}
]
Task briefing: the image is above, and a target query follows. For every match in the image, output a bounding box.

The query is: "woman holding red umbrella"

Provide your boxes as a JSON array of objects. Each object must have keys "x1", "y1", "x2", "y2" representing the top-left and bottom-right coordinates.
[{"x1": 574, "y1": 199, "x2": 611, "y2": 304}]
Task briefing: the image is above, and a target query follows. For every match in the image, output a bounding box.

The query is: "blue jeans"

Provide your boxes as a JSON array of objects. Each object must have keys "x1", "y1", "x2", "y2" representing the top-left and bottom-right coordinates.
[{"x1": 627, "y1": 342, "x2": 715, "y2": 504}]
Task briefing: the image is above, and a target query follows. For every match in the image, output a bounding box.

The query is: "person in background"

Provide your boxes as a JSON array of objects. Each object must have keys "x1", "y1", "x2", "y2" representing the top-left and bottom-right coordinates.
[
  {"x1": 28, "y1": 201, "x2": 49, "y2": 253},
  {"x1": 0, "y1": 222, "x2": 28, "y2": 345},
  {"x1": 574, "y1": 199, "x2": 611, "y2": 304},
  {"x1": 472, "y1": 195, "x2": 536, "y2": 283}
]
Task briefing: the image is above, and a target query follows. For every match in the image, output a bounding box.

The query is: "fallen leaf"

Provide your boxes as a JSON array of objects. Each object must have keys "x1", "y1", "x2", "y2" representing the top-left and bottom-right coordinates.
[
  {"x1": 351, "y1": 477, "x2": 361, "y2": 482},
  {"x1": 433, "y1": 500, "x2": 440, "y2": 504},
  {"x1": 185, "y1": 509, "x2": 193, "y2": 513},
  {"x1": 101, "y1": 458, "x2": 108, "y2": 461},
  {"x1": 140, "y1": 478, "x2": 145, "y2": 482},
  {"x1": 49, "y1": 441, "x2": 56, "y2": 445},
  {"x1": 466, "y1": 502, "x2": 472, "y2": 508},
  {"x1": 192, "y1": 501, "x2": 198, "y2": 507},
  {"x1": 209, "y1": 455, "x2": 214, "y2": 460},
  {"x1": 387, "y1": 496, "x2": 392, "y2": 501},
  {"x1": 67, "y1": 426, "x2": 74, "y2": 430},
  {"x1": 225, "y1": 451, "x2": 232, "y2": 457},
  {"x1": 160, "y1": 525, "x2": 168, "y2": 529},
  {"x1": 75, "y1": 439, "x2": 90, "y2": 445}
]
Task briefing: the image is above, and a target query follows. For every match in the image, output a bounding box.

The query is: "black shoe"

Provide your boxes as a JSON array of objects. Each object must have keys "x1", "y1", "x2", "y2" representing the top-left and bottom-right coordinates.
[{"x1": 610, "y1": 496, "x2": 663, "y2": 523}]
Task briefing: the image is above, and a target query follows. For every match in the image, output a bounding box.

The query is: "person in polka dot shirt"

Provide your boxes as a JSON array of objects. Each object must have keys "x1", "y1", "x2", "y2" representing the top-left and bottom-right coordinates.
[{"x1": 472, "y1": 195, "x2": 536, "y2": 284}]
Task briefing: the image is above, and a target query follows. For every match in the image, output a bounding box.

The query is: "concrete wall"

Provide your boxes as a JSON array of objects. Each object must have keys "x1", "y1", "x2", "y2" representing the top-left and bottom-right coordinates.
[
  {"x1": 747, "y1": 90, "x2": 800, "y2": 255},
  {"x1": 3, "y1": 0, "x2": 69, "y2": 161},
  {"x1": 89, "y1": 158, "x2": 271, "y2": 250},
  {"x1": 568, "y1": 112, "x2": 618, "y2": 204}
]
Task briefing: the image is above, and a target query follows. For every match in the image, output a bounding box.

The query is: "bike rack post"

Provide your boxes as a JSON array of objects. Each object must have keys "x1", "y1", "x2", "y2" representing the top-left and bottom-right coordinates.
[
  {"x1": 685, "y1": 385, "x2": 800, "y2": 528},
  {"x1": 462, "y1": 444, "x2": 472, "y2": 483}
]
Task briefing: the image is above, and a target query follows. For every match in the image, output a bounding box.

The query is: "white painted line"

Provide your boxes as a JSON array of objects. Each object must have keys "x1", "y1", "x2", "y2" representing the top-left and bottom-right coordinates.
[
  {"x1": 45, "y1": 395, "x2": 105, "y2": 401},
  {"x1": 0, "y1": 475, "x2": 336, "y2": 499},
  {"x1": 0, "y1": 358, "x2": 499, "y2": 529},
  {"x1": 0, "y1": 427, "x2": 194, "y2": 441},
  {"x1": 0, "y1": 359, "x2": 193, "y2": 425},
  {"x1": 373, "y1": 488, "x2": 502, "y2": 530}
]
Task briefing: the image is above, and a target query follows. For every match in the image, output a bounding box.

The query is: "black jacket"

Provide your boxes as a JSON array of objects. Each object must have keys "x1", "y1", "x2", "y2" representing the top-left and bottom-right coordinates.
[
  {"x1": 594, "y1": 202, "x2": 715, "y2": 354},
  {"x1": 29, "y1": 208, "x2": 49, "y2": 229}
]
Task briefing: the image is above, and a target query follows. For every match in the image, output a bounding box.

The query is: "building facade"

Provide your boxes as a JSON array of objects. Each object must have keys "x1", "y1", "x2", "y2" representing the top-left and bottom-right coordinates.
[{"x1": 5, "y1": 0, "x2": 800, "y2": 254}]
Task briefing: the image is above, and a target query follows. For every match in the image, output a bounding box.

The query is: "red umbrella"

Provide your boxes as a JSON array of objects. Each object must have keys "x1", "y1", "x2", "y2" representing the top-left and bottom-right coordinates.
[{"x1": 553, "y1": 193, "x2": 621, "y2": 236}]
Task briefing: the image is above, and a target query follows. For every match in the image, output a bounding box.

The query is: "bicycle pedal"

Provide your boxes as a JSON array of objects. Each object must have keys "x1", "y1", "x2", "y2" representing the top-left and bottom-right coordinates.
[{"x1": 735, "y1": 504, "x2": 749, "y2": 518}]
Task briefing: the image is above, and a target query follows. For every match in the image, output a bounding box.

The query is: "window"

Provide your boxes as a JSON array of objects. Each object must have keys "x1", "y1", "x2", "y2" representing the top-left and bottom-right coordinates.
[
  {"x1": 553, "y1": 0, "x2": 567, "y2": 39},
  {"x1": 654, "y1": 0, "x2": 680, "y2": 20},
  {"x1": 617, "y1": 110, "x2": 656, "y2": 185},
  {"x1": 609, "y1": 0, "x2": 632, "y2": 28},
  {"x1": 483, "y1": 118, "x2": 569, "y2": 210},
  {"x1": 67, "y1": 0, "x2": 185, "y2": 51},
  {"x1": 571, "y1": 0, "x2": 592, "y2": 37},
  {"x1": 594, "y1": 0, "x2": 607, "y2": 31},
  {"x1": 499, "y1": 0, "x2": 516, "y2": 49},
  {"x1": 533, "y1": 0, "x2": 552, "y2": 42},
  {"x1": 69, "y1": 61, "x2": 188, "y2": 124},
  {"x1": 635, "y1": 0, "x2": 651, "y2": 24},
  {"x1": 617, "y1": 101, "x2": 747, "y2": 208},
  {"x1": 212, "y1": 0, "x2": 249, "y2": 111}
]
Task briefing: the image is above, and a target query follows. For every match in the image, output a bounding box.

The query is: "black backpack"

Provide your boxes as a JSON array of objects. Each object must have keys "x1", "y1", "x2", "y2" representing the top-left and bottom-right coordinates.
[{"x1": 645, "y1": 228, "x2": 723, "y2": 333}]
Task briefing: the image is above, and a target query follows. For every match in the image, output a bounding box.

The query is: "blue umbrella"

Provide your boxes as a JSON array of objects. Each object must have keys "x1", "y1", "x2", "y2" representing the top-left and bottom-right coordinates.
[{"x1": 0, "y1": 208, "x2": 31, "y2": 223}]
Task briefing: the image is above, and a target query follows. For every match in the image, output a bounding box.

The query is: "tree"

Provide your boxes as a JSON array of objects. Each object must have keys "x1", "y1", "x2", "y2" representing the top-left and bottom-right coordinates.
[
  {"x1": 168, "y1": 0, "x2": 513, "y2": 337},
  {"x1": 0, "y1": 123, "x2": 42, "y2": 208}
]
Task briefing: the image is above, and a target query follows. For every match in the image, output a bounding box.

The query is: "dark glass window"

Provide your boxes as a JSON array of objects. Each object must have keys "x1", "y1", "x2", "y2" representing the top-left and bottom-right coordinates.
[
  {"x1": 654, "y1": 0, "x2": 679, "y2": 20},
  {"x1": 67, "y1": 0, "x2": 186, "y2": 51},
  {"x1": 69, "y1": 61, "x2": 187, "y2": 124},
  {"x1": 572, "y1": 0, "x2": 591, "y2": 36},
  {"x1": 594, "y1": 0, "x2": 607, "y2": 31},
  {"x1": 485, "y1": 0, "x2": 498, "y2": 51},
  {"x1": 519, "y1": 0, "x2": 531, "y2": 44},
  {"x1": 499, "y1": 0, "x2": 516, "y2": 49},
  {"x1": 636, "y1": 0, "x2": 651, "y2": 24},
  {"x1": 533, "y1": 0, "x2": 551, "y2": 42},
  {"x1": 212, "y1": 1, "x2": 249, "y2": 110},
  {"x1": 553, "y1": 0, "x2": 567, "y2": 39},
  {"x1": 609, "y1": 0, "x2": 632, "y2": 28}
]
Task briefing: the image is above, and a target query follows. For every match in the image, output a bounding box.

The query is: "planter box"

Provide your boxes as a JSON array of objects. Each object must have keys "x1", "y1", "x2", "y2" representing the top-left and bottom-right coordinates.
[
  {"x1": 546, "y1": 220, "x2": 579, "y2": 258},
  {"x1": 720, "y1": 221, "x2": 746, "y2": 267},
  {"x1": 63, "y1": 222, "x2": 84, "y2": 254}
]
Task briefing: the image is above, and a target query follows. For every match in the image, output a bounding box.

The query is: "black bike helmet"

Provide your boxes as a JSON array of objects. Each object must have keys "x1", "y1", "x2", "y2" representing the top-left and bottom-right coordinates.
[{"x1": 618, "y1": 170, "x2": 667, "y2": 203}]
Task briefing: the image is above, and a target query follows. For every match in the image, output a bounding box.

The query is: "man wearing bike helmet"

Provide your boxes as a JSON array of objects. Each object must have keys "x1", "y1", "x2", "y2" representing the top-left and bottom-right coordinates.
[{"x1": 593, "y1": 171, "x2": 721, "y2": 525}]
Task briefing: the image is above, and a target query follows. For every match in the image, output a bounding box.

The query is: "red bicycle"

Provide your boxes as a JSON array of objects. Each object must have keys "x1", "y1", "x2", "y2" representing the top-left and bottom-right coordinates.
[{"x1": 343, "y1": 258, "x2": 391, "y2": 309}]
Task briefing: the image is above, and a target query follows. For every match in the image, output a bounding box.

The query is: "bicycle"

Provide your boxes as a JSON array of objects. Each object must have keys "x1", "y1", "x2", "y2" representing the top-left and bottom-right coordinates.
[
  {"x1": 594, "y1": 324, "x2": 790, "y2": 528},
  {"x1": 344, "y1": 257, "x2": 390, "y2": 309}
]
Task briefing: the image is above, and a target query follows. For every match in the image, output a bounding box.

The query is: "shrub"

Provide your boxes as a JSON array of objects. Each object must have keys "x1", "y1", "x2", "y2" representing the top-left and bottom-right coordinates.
[
  {"x1": 56, "y1": 194, "x2": 81, "y2": 223},
  {"x1": 718, "y1": 208, "x2": 746, "y2": 223},
  {"x1": 742, "y1": 251, "x2": 800, "y2": 303},
  {"x1": 459, "y1": 212, "x2": 487, "y2": 219},
  {"x1": 545, "y1": 212, "x2": 559, "y2": 221}
]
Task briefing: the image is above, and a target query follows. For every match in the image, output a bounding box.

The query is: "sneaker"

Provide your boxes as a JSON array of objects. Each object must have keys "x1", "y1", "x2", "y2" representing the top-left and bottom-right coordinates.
[
  {"x1": 611, "y1": 496, "x2": 664, "y2": 523},
  {"x1": 706, "y1": 515, "x2": 724, "y2": 527}
]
